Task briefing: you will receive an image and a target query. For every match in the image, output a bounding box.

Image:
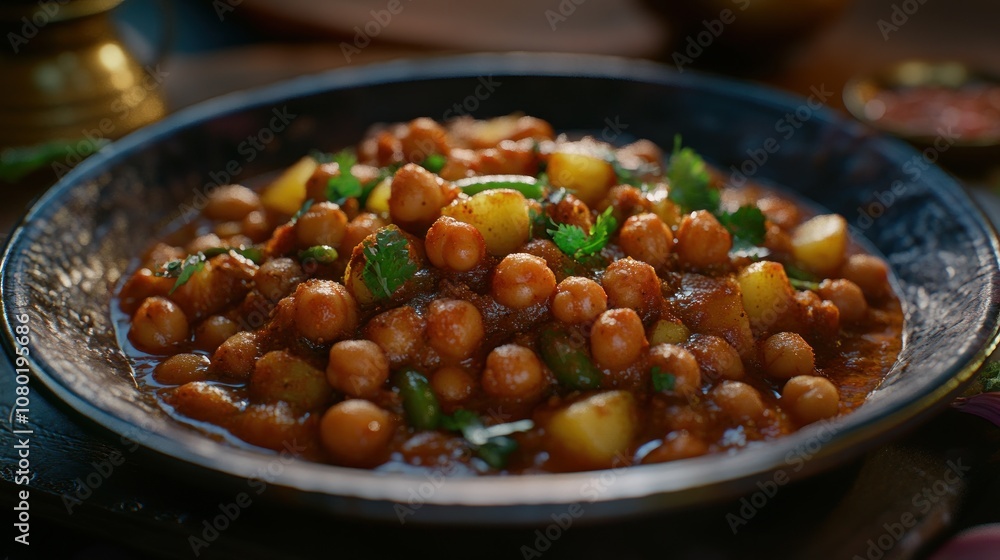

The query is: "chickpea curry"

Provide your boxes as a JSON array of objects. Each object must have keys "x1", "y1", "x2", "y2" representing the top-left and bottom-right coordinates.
[{"x1": 117, "y1": 114, "x2": 903, "y2": 474}]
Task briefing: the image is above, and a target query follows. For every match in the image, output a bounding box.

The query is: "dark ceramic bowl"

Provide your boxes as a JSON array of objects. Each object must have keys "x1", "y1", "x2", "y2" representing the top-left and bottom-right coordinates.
[{"x1": 2, "y1": 53, "x2": 999, "y2": 525}]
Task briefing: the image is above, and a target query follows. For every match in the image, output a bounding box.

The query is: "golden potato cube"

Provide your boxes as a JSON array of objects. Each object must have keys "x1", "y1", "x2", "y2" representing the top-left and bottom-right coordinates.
[
  {"x1": 364, "y1": 177, "x2": 392, "y2": 214},
  {"x1": 547, "y1": 152, "x2": 615, "y2": 206},
  {"x1": 441, "y1": 188, "x2": 530, "y2": 256},
  {"x1": 737, "y1": 261, "x2": 795, "y2": 331},
  {"x1": 648, "y1": 319, "x2": 691, "y2": 345},
  {"x1": 791, "y1": 214, "x2": 848, "y2": 277},
  {"x1": 261, "y1": 157, "x2": 318, "y2": 215},
  {"x1": 547, "y1": 391, "x2": 637, "y2": 469}
]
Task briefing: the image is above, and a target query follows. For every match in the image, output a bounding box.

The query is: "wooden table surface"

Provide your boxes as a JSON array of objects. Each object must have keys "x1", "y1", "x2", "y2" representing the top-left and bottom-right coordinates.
[{"x1": 3, "y1": 0, "x2": 1000, "y2": 558}]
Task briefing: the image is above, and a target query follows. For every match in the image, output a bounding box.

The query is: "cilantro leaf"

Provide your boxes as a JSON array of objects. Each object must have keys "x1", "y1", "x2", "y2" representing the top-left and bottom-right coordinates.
[
  {"x1": 789, "y1": 278, "x2": 821, "y2": 292},
  {"x1": 607, "y1": 154, "x2": 659, "y2": 189},
  {"x1": 667, "y1": 135, "x2": 720, "y2": 213},
  {"x1": 157, "y1": 246, "x2": 263, "y2": 294},
  {"x1": 549, "y1": 206, "x2": 617, "y2": 260},
  {"x1": 290, "y1": 199, "x2": 314, "y2": 224},
  {"x1": 718, "y1": 205, "x2": 767, "y2": 250},
  {"x1": 298, "y1": 245, "x2": 338, "y2": 265},
  {"x1": 476, "y1": 436, "x2": 519, "y2": 469},
  {"x1": 784, "y1": 263, "x2": 818, "y2": 283},
  {"x1": 785, "y1": 264, "x2": 821, "y2": 291},
  {"x1": 651, "y1": 366, "x2": 676, "y2": 392},
  {"x1": 157, "y1": 254, "x2": 206, "y2": 294},
  {"x1": 440, "y1": 409, "x2": 533, "y2": 469},
  {"x1": 326, "y1": 150, "x2": 363, "y2": 204},
  {"x1": 360, "y1": 226, "x2": 418, "y2": 300},
  {"x1": 982, "y1": 362, "x2": 1000, "y2": 393}
]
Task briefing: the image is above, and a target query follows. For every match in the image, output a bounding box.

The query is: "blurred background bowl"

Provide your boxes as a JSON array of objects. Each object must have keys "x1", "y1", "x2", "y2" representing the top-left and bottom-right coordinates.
[
  {"x1": 644, "y1": 0, "x2": 853, "y2": 74},
  {"x1": 843, "y1": 60, "x2": 1000, "y2": 171}
]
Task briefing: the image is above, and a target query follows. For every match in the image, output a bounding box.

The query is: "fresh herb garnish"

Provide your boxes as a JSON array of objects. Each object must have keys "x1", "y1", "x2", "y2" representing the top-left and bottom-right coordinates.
[
  {"x1": 651, "y1": 366, "x2": 676, "y2": 392},
  {"x1": 667, "y1": 135, "x2": 720, "y2": 213},
  {"x1": 667, "y1": 137, "x2": 767, "y2": 251},
  {"x1": 298, "y1": 245, "x2": 338, "y2": 264},
  {"x1": 982, "y1": 362, "x2": 1000, "y2": 393},
  {"x1": 360, "y1": 226, "x2": 418, "y2": 300},
  {"x1": 784, "y1": 264, "x2": 821, "y2": 291},
  {"x1": 157, "y1": 247, "x2": 262, "y2": 294},
  {"x1": 420, "y1": 153, "x2": 447, "y2": 174},
  {"x1": 789, "y1": 278, "x2": 821, "y2": 292},
  {"x1": 784, "y1": 263, "x2": 818, "y2": 283},
  {"x1": 440, "y1": 409, "x2": 534, "y2": 469},
  {"x1": 326, "y1": 150, "x2": 363, "y2": 204},
  {"x1": 717, "y1": 205, "x2": 767, "y2": 250},
  {"x1": 607, "y1": 154, "x2": 658, "y2": 189},
  {"x1": 454, "y1": 175, "x2": 544, "y2": 199},
  {"x1": 549, "y1": 206, "x2": 617, "y2": 261},
  {"x1": 290, "y1": 198, "x2": 314, "y2": 224},
  {"x1": 158, "y1": 254, "x2": 206, "y2": 294}
]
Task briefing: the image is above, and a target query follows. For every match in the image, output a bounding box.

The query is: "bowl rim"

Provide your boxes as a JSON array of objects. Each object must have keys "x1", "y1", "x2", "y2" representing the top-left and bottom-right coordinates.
[{"x1": 3, "y1": 52, "x2": 1000, "y2": 522}]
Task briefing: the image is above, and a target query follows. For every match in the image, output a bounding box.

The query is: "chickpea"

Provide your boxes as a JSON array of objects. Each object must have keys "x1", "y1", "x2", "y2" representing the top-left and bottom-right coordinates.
[
  {"x1": 211, "y1": 330, "x2": 259, "y2": 380},
  {"x1": 648, "y1": 344, "x2": 701, "y2": 396},
  {"x1": 481, "y1": 344, "x2": 547, "y2": 400},
  {"x1": 168, "y1": 382, "x2": 240, "y2": 424},
  {"x1": 203, "y1": 184, "x2": 262, "y2": 221},
  {"x1": 119, "y1": 267, "x2": 173, "y2": 314},
  {"x1": 601, "y1": 258, "x2": 662, "y2": 314},
  {"x1": 424, "y1": 216, "x2": 486, "y2": 272},
  {"x1": 389, "y1": 163, "x2": 447, "y2": 232},
  {"x1": 756, "y1": 196, "x2": 800, "y2": 230},
  {"x1": 431, "y1": 366, "x2": 475, "y2": 404},
  {"x1": 250, "y1": 350, "x2": 330, "y2": 410},
  {"x1": 241, "y1": 210, "x2": 271, "y2": 242},
  {"x1": 675, "y1": 210, "x2": 732, "y2": 268},
  {"x1": 619, "y1": 213, "x2": 673, "y2": 269},
  {"x1": 129, "y1": 296, "x2": 190, "y2": 353},
  {"x1": 194, "y1": 315, "x2": 239, "y2": 352},
  {"x1": 639, "y1": 431, "x2": 709, "y2": 464},
  {"x1": 511, "y1": 116, "x2": 555, "y2": 143},
  {"x1": 341, "y1": 213, "x2": 387, "y2": 255},
  {"x1": 293, "y1": 280, "x2": 359, "y2": 345},
  {"x1": 818, "y1": 279, "x2": 868, "y2": 324},
  {"x1": 233, "y1": 402, "x2": 307, "y2": 452},
  {"x1": 295, "y1": 201, "x2": 348, "y2": 248},
  {"x1": 426, "y1": 299, "x2": 485, "y2": 362},
  {"x1": 327, "y1": 340, "x2": 389, "y2": 398},
  {"x1": 840, "y1": 254, "x2": 890, "y2": 299},
  {"x1": 254, "y1": 258, "x2": 305, "y2": 302},
  {"x1": 762, "y1": 332, "x2": 815, "y2": 379},
  {"x1": 782, "y1": 375, "x2": 840, "y2": 424},
  {"x1": 711, "y1": 381, "x2": 766, "y2": 421},
  {"x1": 590, "y1": 308, "x2": 648, "y2": 371},
  {"x1": 320, "y1": 400, "x2": 395, "y2": 467},
  {"x1": 685, "y1": 334, "x2": 744, "y2": 381},
  {"x1": 552, "y1": 276, "x2": 608, "y2": 324},
  {"x1": 186, "y1": 233, "x2": 224, "y2": 256},
  {"x1": 154, "y1": 353, "x2": 210, "y2": 385},
  {"x1": 546, "y1": 193, "x2": 592, "y2": 232},
  {"x1": 491, "y1": 253, "x2": 556, "y2": 309},
  {"x1": 214, "y1": 221, "x2": 242, "y2": 239},
  {"x1": 363, "y1": 306, "x2": 425, "y2": 367},
  {"x1": 400, "y1": 117, "x2": 450, "y2": 162}
]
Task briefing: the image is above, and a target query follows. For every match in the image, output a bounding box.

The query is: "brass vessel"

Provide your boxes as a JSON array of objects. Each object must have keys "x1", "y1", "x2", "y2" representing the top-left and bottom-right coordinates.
[{"x1": 0, "y1": 0, "x2": 167, "y2": 151}]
